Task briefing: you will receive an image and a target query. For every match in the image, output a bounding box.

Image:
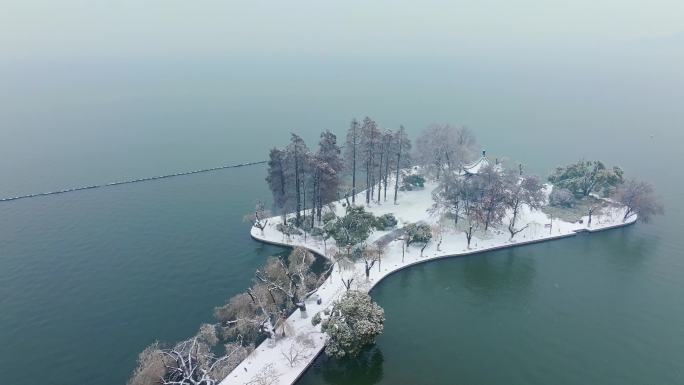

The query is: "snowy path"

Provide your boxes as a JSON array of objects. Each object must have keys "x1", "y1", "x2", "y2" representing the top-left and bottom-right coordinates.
[{"x1": 220, "y1": 182, "x2": 636, "y2": 385}]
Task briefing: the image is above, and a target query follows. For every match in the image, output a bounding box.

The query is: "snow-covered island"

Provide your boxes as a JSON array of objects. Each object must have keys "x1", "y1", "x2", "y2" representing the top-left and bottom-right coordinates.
[
  {"x1": 126, "y1": 121, "x2": 662, "y2": 385},
  {"x1": 219, "y1": 165, "x2": 636, "y2": 385}
]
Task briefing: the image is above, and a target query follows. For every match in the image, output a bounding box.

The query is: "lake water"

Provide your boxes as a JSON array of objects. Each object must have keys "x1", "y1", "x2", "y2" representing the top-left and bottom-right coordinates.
[{"x1": 1, "y1": 46, "x2": 682, "y2": 385}]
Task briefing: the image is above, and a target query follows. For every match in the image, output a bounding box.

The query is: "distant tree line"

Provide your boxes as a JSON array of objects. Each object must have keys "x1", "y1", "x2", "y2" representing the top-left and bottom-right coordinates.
[
  {"x1": 266, "y1": 118, "x2": 412, "y2": 230},
  {"x1": 266, "y1": 131, "x2": 344, "y2": 227}
]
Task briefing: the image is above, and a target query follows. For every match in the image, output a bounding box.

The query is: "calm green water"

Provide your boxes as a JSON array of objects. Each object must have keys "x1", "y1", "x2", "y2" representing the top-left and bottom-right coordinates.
[
  {"x1": 1, "y1": 46, "x2": 683, "y2": 385},
  {"x1": 0, "y1": 166, "x2": 288, "y2": 385}
]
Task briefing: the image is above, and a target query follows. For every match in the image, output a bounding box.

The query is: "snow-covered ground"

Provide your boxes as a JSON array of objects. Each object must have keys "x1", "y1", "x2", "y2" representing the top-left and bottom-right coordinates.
[{"x1": 220, "y1": 180, "x2": 636, "y2": 385}]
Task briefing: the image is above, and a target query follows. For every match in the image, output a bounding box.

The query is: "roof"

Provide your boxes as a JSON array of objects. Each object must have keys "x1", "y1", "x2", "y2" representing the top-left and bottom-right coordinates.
[{"x1": 462, "y1": 155, "x2": 490, "y2": 175}]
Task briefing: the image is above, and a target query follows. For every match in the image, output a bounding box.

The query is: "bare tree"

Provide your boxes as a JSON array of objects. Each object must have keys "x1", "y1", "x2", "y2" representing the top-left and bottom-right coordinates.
[
  {"x1": 473, "y1": 165, "x2": 507, "y2": 232},
  {"x1": 214, "y1": 290, "x2": 273, "y2": 343},
  {"x1": 506, "y1": 174, "x2": 545, "y2": 239},
  {"x1": 127, "y1": 342, "x2": 167, "y2": 385},
  {"x1": 431, "y1": 223, "x2": 444, "y2": 251},
  {"x1": 255, "y1": 248, "x2": 318, "y2": 311},
  {"x1": 614, "y1": 179, "x2": 664, "y2": 223},
  {"x1": 245, "y1": 364, "x2": 280, "y2": 385},
  {"x1": 361, "y1": 245, "x2": 380, "y2": 280},
  {"x1": 280, "y1": 333, "x2": 316, "y2": 367},
  {"x1": 431, "y1": 172, "x2": 464, "y2": 226},
  {"x1": 244, "y1": 201, "x2": 272, "y2": 235},
  {"x1": 376, "y1": 242, "x2": 386, "y2": 271},
  {"x1": 153, "y1": 334, "x2": 251, "y2": 385},
  {"x1": 415, "y1": 124, "x2": 477, "y2": 179},
  {"x1": 463, "y1": 218, "x2": 477, "y2": 249},
  {"x1": 341, "y1": 275, "x2": 354, "y2": 291},
  {"x1": 587, "y1": 202, "x2": 606, "y2": 226}
]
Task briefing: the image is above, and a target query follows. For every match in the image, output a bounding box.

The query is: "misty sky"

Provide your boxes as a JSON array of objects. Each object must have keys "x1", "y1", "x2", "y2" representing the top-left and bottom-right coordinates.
[
  {"x1": 2, "y1": 0, "x2": 683, "y2": 58},
  {"x1": 1, "y1": 0, "x2": 683, "y2": 196}
]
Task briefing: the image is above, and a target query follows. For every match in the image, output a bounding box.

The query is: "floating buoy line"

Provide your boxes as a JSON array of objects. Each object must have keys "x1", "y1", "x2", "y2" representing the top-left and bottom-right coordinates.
[{"x1": 0, "y1": 160, "x2": 266, "y2": 202}]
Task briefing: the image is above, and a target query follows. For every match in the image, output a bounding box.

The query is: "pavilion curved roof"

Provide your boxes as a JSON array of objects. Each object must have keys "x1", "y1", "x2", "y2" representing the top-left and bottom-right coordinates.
[{"x1": 462, "y1": 154, "x2": 490, "y2": 175}]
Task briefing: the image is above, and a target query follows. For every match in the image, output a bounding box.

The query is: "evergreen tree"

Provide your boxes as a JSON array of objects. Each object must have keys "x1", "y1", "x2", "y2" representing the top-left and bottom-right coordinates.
[
  {"x1": 392, "y1": 126, "x2": 412, "y2": 204},
  {"x1": 344, "y1": 119, "x2": 361, "y2": 204},
  {"x1": 286, "y1": 134, "x2": 310, "y2": 225},
  {"x1": 316, "y1": 130, "x2": 343, "y2": 221},
  {"x1": 265, "y1": 148, "x2": 288, "y2": 218},
  {"x1": 360, "y1": 117, "x2": 380, "y2": 204}
]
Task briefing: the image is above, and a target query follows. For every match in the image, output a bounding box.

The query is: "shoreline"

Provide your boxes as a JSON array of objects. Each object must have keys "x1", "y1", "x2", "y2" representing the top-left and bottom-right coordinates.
[
  {"x1": 221, "y1": 180, "x2": 637, "y2": 385},
  {"x1": 245, "y1": 217, "x2": 636, "y2": 385}
]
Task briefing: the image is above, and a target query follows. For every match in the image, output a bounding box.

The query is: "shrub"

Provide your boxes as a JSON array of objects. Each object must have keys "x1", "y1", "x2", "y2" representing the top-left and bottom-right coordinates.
[
  {"x1": 310, "y1": 227, "x2": 325, "y2": 237},
  {"x1": 276, "y1": 223, "x2": 302, "y2": 236},
  {"x1": 322, "y1": 212, "x2": 337, "y2": 224},
  {"x1": 549, "y1": 187, "x2": 575, "y2": 208},
  {"x1": 300, "y1": 221, "x2": 313, "y2": 232},
  {"x1": 375, "y1": 213, "x2": 398, "y2": 230},
  {"x1": 311, "y1": 312, "x2": 322, "y2": 326},
  {"x1": 400, "y1": 174, "x2": 425, "y2": 191}
]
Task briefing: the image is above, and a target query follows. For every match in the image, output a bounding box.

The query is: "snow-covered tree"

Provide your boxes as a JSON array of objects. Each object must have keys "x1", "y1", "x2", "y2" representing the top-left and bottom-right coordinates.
[
  {"x1": 321, "y1": 290, "x2": 385, "y2": 359},
  {"x1": 431, "y1": 174, "x2": 464, "y2": 225},
  {"x1": 548, "y1": 159, "x2": 624, "y2": 198},
  {"x1": 312, "y1": 130, "x2": 343, "y2": 223},
  {"x1": 244, "y1": 200, "x2": 272, "y2": 234},
  {"x1": 327, "y1": 206, "x2": 378, "y2": 256},
  {"x1": 245, "y1": 363, "x2": 280, "y2": 385},
  {"x1": 214, "y1": 292, "x2": 266, "y2": 344},
  {"x1": 431, "y1": 223, "x2": 444, "y2": 251},
  {"x1": 345, "y1": 118, "x2": 361, "y2": 204},
  {"x1": 473, "y1": 164, "x2": 508, "y2": 232},
  {"x1": 285, "y1": 134, "x2": 310, "y2": 225},
  {"x1": 415, "y1": 124, "x2": 477, "y2": 179},
  {"x1": 127, "y1": 332, "x2": 252, "y2": 385},
  {"x1": 506, "y1": 174, "x2": 545, "y2": 239},
  {"x1": 379, "y1": 129, "x2": 393, "y2": 202},
  {"x1": 549, "y1": 187, "x2": 575, "y2": 207},
  {"x1": 614, "y1": 179, "x2": 664, "y2": 223},
  {"x1": 391, "y1": 125, "x2": 412, "y2": 204},
  {"x1": 255, "y1": 248, "x2": 319, "y2": 311},
  {"x1": 280, "y1": 334, "x2": 316, "y2": 367},
  {"x1": 360, "y1": 117, "x2": 381, "y2": 204},
  {"x1": 360, "y1": 244, "x2": 383, "y2": 279},
  {"x1": 404, "y1": 222, "x2": 433, "y2": 256},
  {"x1": 265, "y1": 148, "x2": 288, "y2": 219},
  {"x1": 127, "y1": 342, "x2": 167, "y2": 385}
]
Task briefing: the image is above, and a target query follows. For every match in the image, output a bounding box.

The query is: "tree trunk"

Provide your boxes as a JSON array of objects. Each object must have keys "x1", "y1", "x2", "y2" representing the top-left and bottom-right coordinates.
[
  {"x1": 351, "y1": 125, "x2": 357, "y2": 204},
  {"x1": 394, "y1": 148, "x2": 401, "y2": 204},
  {"x1": 465, "y1": 225, "x2": 473, "y2": 248},
  {"x1": 366, "y1": 158, "x2": 371, "y2": 204},
  {"x1": 302, "y1": 179, "x2": 306, "y2": 226},
  {"x1": 377, "y1": 147, "x2": 383, "y2": 203},
  {"x1": 384, "y1": 142, "x2": 390, "y2": 201},
  {"x1": 294, "y1": 151, "x2": 301, "y2": 225}
]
